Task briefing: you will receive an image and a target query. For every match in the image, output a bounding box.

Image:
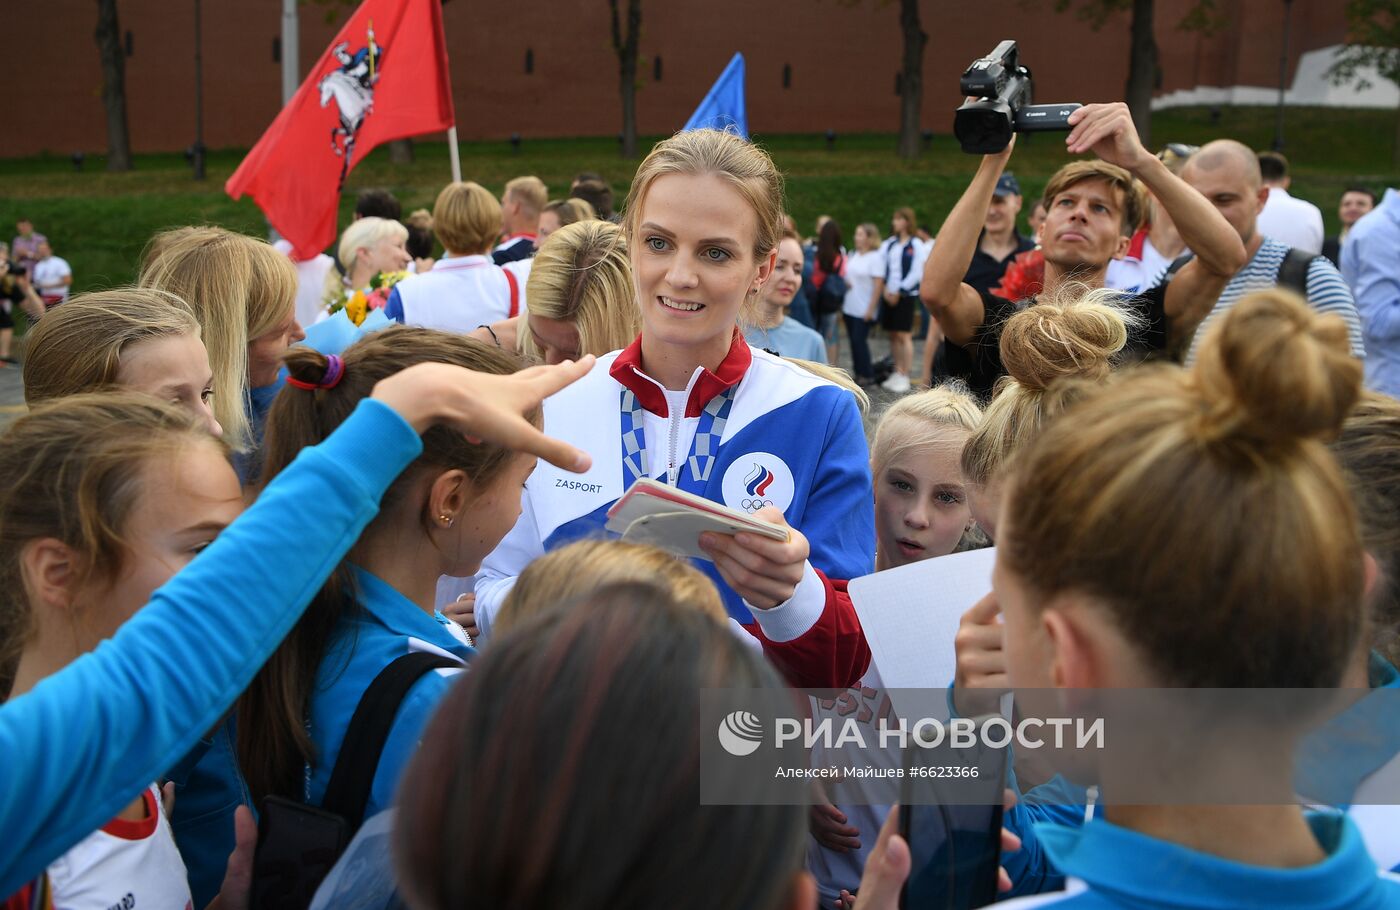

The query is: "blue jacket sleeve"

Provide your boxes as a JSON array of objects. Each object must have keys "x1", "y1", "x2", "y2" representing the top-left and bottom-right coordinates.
[
  {"x1": 799, "y1": 388, "x2": 876, "y2": 584},
  {"x1": 999, "y1": 802, "x2": 1068, "y2": 898},
  {"x1": 0, "y1": 398, "x2": 423, "y2": 896},
  {"x1": 384, "y1": 286, "x2": 405, "y2": 323}
]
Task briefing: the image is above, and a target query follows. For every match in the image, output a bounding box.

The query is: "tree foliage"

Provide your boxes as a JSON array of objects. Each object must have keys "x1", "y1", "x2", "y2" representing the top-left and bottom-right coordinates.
[{"x1": 1327, "y1": 0, "x2": 1400, "y2": 90}]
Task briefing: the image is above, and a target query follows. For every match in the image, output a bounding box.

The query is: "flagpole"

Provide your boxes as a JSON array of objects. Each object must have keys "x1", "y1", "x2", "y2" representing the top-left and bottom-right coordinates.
[{"x1": 447, "y1": 125, "x2": 462, "y2": 183}]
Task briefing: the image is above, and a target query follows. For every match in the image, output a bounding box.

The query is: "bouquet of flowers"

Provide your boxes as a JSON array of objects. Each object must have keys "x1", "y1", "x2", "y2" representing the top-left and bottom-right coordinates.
[
  {"x1": 328, "y1": 270, "x2": 409, "y2": 326},
  {"x1": 990, "y1": 249, "x2": 1045, "y2": 302}
]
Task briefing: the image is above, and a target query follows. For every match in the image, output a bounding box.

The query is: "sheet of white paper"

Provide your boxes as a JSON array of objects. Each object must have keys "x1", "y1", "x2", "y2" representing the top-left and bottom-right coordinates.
[{"x1": 848, "y1": 547, "x2": 997, "y2": 718}]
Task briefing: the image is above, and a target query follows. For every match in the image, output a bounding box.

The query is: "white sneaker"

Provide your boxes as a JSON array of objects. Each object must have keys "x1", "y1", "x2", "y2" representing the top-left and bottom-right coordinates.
[{"x1": 881, "y1": 372, "x2": 911, "y2": 393}]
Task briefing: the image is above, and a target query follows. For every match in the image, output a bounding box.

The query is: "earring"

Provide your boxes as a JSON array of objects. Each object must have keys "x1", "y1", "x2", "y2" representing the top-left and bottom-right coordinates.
[{"x1": 440, "y1": 514, "x2": 454, "y2": 527}]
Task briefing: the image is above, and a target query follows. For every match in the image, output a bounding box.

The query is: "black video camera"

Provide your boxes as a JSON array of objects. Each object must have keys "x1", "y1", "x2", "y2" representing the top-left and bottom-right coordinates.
[{"x1": 954, "y1": 40, "x2": 1082, "y2": 154}]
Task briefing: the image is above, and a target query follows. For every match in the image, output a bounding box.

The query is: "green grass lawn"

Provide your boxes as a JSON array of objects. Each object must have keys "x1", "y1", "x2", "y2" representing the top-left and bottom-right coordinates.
[{"x1": 1, "y1": 105, "x2": 1395, "y2": 298}]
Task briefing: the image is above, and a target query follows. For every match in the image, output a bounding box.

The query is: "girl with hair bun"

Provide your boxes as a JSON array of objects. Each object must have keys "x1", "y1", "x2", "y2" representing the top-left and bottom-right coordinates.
[
  {"x1": 973, "y1": 290, "x2": 1400, "y2": 908},
  {"x1": 237, "y1": 326, "x2": 544, "y2": 824},
  {"x1": 960, "y1": 285, "x2": 1138, "y2": 541},
  {"x1": 476, "y1": 129, "x2": 874, "y2": 689}
]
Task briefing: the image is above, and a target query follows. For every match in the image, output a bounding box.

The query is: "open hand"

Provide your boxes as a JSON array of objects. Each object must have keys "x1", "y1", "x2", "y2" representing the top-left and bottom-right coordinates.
[{"x1": 371, "y1": 356, "x2": 596, "y2": 472}]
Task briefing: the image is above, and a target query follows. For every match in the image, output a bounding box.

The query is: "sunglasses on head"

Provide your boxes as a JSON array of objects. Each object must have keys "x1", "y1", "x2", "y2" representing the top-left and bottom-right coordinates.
[{"x1": 1158, "y1": 143, "x2": 1200, "y2": 162}]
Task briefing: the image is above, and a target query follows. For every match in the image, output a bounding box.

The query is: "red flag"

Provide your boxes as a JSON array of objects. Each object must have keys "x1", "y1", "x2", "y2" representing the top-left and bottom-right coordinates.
[{"x1": 226, "y1": 0, "x2": 454, "y2": 259}]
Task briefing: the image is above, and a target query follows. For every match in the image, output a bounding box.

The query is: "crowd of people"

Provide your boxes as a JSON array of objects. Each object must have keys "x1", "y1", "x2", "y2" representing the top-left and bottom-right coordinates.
[{"x1": 2, "y1": 99, "x2": 1399, "y2": 910}]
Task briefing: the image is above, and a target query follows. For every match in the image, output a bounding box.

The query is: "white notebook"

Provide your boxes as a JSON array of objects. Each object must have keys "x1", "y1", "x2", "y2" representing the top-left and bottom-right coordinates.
[{"x1": 604, "y1": 478, "x2": 788, "y2": 560}]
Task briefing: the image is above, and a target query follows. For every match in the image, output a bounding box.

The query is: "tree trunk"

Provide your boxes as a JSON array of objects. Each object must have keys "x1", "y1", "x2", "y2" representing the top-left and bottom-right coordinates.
[
  {"x1": 897, "y1": 0, "x2": 927, "y2": 160},
  {"x1": 610, "y1": 0, "x2": 641, "y2": 158},
  {"x1": 95, "y1": 0, "x2": 132, "y2": 171},
  {"x1": 389, "y1": 138, "x2": 415, "y2": 164},
  {"x1": 1125, "y1": 0, "x2": 1156, "y2": 149}
]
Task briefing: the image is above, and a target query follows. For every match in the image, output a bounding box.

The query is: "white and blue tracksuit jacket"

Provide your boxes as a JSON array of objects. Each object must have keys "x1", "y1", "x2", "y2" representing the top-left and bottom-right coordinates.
[{"x1": 477, "y1": 330, "x2": 873, "y2": 688}]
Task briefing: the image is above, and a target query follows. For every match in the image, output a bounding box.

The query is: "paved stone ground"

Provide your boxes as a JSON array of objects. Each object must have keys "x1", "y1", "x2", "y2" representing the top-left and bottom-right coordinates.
[
  {"x1": 0, "y1": 339, "x2": 23, "y2": 429},
  {"x1": 0, "y1": 321, "x2": 928, "y2": 432}
]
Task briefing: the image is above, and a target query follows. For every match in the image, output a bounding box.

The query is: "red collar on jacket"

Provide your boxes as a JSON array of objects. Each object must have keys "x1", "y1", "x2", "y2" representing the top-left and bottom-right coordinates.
[
  {"x1": 608, "y1": 329, "x2": 751, "y2": 418},
  {"x1": 1126, "y1": 225, "x2": 1150, "y2": 261}
]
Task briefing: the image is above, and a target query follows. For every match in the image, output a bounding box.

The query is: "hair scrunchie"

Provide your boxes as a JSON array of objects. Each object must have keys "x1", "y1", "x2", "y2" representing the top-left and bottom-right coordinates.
[{"x1": 286, "y1": 353, "x2": 346, "y2": 391}]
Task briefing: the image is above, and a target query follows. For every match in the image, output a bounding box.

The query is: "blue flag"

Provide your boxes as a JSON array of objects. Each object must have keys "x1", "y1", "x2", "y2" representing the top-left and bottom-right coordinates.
[{"x1": 683, "y1": 53, "x2": 747, "y2": 138}]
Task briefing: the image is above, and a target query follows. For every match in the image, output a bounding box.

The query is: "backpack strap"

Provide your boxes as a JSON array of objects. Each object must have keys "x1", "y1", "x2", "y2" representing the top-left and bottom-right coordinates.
[
  {"x1": 1162, "y1": 251, "x2": 1194, "y2": 283},
  {"x1": 319, "y1": 651, "x2": 462, "y2": 832},
  {"x1": 1276, "y1": 247, "x2": 1317, "y2": 295},
  {"x1": 504, "y1": 268, "x2": 520, "y2": 318}
]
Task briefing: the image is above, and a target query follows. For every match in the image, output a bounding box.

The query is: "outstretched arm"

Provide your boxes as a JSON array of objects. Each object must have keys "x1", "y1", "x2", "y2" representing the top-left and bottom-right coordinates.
[
  {"x1": 0, "y1": 357, "x2": 594, "y2": 895},
  {"x1": 1064, "y1": 103, "x2": 1245, "y2": 347},
  {"x1": 921, "y1": 139, "x2": 1016, "y2": 346}
]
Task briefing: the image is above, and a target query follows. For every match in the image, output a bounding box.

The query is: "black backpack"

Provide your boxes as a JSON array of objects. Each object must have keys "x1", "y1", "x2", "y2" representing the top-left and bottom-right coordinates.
[{"x1": 249, "y1": 651, "x2": 463, "y2": 909}]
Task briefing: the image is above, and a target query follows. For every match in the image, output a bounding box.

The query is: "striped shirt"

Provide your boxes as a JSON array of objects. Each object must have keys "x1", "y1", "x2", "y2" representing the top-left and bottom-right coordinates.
[{"x1": 1187, "y1": 237, "x2": 1366, "y2": 364}]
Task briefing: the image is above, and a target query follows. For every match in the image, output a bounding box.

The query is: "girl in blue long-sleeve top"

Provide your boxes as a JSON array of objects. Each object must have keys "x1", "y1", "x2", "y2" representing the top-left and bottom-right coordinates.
[
  {"x1": 981, "y1": 290, "x2": 1400, "y2": 910},
  {"x1": 236, "y1": 326, "x2": 541, "y2": 821},
  {"x1": 0, "y1": 348, "x2": 595, "y2": 899}
]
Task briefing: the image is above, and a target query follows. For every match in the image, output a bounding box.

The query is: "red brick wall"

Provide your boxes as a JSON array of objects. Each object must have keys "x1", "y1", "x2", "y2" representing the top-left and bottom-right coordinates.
[{"x1": 9, "y1": 0, "x2": 1345, "y2": 157}]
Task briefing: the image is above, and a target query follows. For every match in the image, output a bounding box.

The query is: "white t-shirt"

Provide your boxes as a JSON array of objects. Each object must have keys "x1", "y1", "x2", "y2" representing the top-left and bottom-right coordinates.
[
  {"x1": 1104, "y1": 235, "x2": 1174, "y2": 294},
  {"x1": 273, "y1": 239, "x2": 335, "y2": 328},
  {"x1": 388, "y1": 254, "x2": 521, "y2": 333},
  {"x1": 1256, "y1": 186, "x2": 1325, "y2": 255},
  {"x1": 842, "y1": 249, "x2": 885, "y2": 318},
  {"x1": 47, "y1": 784, "x2": 193, "y2": 910},
  {"x1": 881, "y1": 237, "x2": 932, "y2": 296},
  {"x1": 32, "y1": 255, "x2": 72, "y2": 303},
  {"x1": 806, "y1": 661, "x2": 896, "y2": 904}
]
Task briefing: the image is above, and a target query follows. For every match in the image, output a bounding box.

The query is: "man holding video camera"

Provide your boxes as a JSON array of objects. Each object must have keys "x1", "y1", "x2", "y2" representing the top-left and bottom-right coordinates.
[{"x1": 923, "y1": 102, "x2": 1246, "y2": 399}]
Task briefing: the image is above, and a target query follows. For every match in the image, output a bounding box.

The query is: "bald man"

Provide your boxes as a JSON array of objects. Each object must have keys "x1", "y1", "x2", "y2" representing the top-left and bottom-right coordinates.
[{"x1": 1180, "y1": 140, "x2": 1364, "y2": 363}]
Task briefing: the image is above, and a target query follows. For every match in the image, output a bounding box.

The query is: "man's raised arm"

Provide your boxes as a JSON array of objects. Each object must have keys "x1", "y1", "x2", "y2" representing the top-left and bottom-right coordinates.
[
  {"x1": 1064, "y1": 103, "x2": 1246, "y2": 344},
  {"x1": 921, "y1": 140, "x2": 1016, "y2": 346}
]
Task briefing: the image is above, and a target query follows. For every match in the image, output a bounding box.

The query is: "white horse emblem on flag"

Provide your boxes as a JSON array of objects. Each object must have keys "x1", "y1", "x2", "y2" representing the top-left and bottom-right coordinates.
[{"x1": 318, "y1": 23, "x2": 384, "y2": 188}]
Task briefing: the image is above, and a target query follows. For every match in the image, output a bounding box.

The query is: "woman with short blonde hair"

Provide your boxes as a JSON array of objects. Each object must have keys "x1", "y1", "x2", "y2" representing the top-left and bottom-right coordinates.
[
  {"x1": 385, "y1": 182, "x2": 520, "y2": 333},
  {"x1": 434, "y1": 181, "x2": 503, "y2": 256}
]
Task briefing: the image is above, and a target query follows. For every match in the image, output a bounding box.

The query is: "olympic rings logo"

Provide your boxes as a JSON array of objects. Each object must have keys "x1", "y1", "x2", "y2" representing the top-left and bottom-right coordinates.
[{"x1": 741, "y1": 498, "x2": 775, "y2": 511}]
